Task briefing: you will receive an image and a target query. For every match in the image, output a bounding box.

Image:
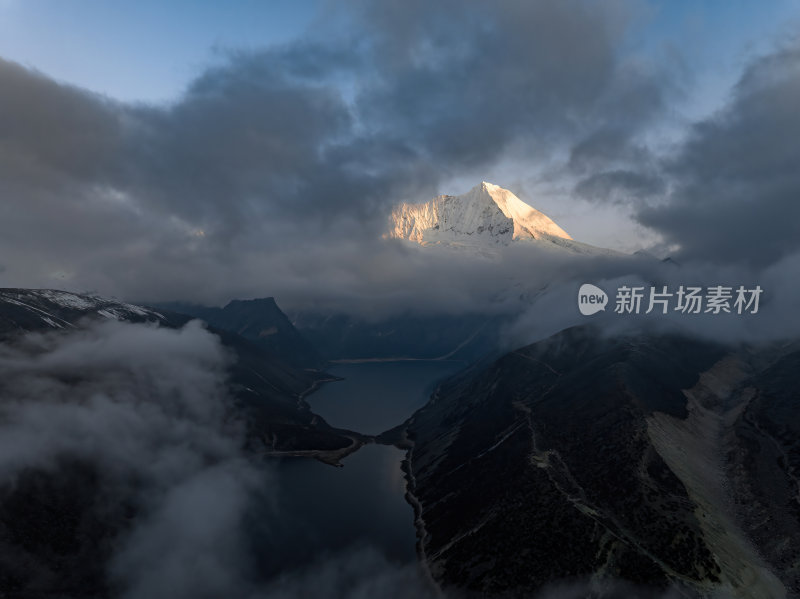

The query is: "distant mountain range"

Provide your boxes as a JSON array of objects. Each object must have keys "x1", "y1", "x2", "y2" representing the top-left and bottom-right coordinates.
[
  {"x1": 381, "y1": 325, "x2": 800, "y2": 598},
  {"x1": 157, "y1": 297, "x2": 324, "y2": 369},
  {"x1": 0, "y1": 288, "x2": 363, "y2": 462}
]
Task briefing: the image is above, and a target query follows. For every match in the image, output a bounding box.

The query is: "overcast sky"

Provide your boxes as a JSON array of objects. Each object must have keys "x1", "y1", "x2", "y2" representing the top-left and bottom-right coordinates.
[{"x1": 0, "y1": 0, "x2": 799, "y2": 311}]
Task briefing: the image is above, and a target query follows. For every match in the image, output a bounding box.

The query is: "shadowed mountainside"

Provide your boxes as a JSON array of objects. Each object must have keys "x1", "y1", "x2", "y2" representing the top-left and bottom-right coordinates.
[
  {"x1": 157, "y1": 297, "x2": 324, "y2": 369},
  {"x1": 0, "y1": 288, "x2": 364, "y2": 460},
  {"x1": 385, "y1": 326, "x2": 800, "y2": 597}
]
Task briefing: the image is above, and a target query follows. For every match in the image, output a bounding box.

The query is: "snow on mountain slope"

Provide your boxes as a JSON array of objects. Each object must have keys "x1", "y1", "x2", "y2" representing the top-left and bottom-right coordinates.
[
  {"x1": 0, "y1": 288, "x2": 166, "y2": 335},
  {"x1": 389, "y1": 182, "x2": 574, "y2": 248}
]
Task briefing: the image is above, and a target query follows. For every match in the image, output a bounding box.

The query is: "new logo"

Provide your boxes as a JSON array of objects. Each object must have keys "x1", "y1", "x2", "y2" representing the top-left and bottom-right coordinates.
[{"x1": 578, "y1": 283, "x2": 608, "y2": 316}]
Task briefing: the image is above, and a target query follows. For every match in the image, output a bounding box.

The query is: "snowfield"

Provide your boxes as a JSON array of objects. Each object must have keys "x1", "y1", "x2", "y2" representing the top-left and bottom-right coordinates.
[{"x1": 389, "y1": 181, "x2": 617, "y2": 256}]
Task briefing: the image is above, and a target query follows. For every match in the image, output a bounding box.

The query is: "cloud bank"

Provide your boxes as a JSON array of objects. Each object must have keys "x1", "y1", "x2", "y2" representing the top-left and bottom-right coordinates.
[
  {"x1": 637, "y1": 41, "x2": 800, "y2": 266},
  {"x1": 0, "y1": 2, "x2": 797, "y2": 326},
  {"x1": 0, "y1": 320, "x2": 263, "y2": 597},
  {"x1": 0, "y1": 1, "x2": 671, "y2": 308}
]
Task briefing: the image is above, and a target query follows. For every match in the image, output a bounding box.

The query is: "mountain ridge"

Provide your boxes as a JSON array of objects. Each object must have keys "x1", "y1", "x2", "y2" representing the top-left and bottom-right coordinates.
[
  {"x1": 157, "y1": 297, "x2": 324, "y2": 369},
  {"x1": 0, "y1": 288, "x2": 363, "y2": 462},
  {"x1": 389, "y1": 182, "x2": 570, "y2": 245},
  {"x1": 385, "y1": 325, "x2": 800, "y2": 597},
  {"x1": 389, "y1": 181, "x2": 617, "y2": 256}
]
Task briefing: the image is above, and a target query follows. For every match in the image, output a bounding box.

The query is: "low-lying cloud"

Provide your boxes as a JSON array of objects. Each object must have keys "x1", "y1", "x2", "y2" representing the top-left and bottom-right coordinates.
[
  {"x1": 0, "y1": 319, "x2": 448, "y2": 598},
  {"x1": 0, "y1": 320, "x2": 265, "y2": 597},
  {"x1": 504, "y1": 249, "x2": 800, "y2": 352}
]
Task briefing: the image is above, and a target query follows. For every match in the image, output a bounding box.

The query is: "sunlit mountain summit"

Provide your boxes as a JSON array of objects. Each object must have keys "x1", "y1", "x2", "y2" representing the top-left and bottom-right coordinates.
[{"x1": 389, "y1": 182, "x2": 612, "y2": 255}]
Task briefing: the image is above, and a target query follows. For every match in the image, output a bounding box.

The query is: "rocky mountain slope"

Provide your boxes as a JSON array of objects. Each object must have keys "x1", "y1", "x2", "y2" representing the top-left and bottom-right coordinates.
[
  {"x1": 385, "y1": 326, "x2": 800, "y2": 597},
  {"x1": 159, "y1": 297, "x2": 324, "y2": 369},
  {"x1": 0, "y1": 288, "x2": 362, "y2": 460}
]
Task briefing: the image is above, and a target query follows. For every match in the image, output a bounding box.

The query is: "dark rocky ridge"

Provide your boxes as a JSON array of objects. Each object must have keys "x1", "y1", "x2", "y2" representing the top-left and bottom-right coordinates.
[
  {"x1": 0, "y1": 288, "x2": 364, "y2": 460},
  {"x1": 157, "y1": 297, "x2": 324, "y2": 369},
  {"x1": 163, "y1": 295, "x2": 513, "y2": 364},
  {"x1": 390, "y1": 325, "x2": 800, "y2": 597}
]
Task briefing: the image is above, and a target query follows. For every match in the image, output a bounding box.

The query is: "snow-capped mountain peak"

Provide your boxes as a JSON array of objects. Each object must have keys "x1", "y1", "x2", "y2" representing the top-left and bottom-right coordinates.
[{"x1": 389, "y1": 182, "x2": 572, "y2": 248}]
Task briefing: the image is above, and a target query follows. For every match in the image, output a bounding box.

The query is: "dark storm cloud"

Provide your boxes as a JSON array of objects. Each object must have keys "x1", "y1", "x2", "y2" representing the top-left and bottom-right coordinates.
[
  {"x1": 119, "y1": 0, "x2": 669, "y2": 229},
  {"x1": 568, "y1": 126, "x2": 667, "y2": 205},
  {"x1": 2, "y1": 0, "x2": 791, "y2": 319},
  {"x1": 123, "y1": 51, "x2": 363, "y2": 231},
  {"x1": 638, "y1": 40, "x2": 800, "y2": 266},
  {"x1": 575, "y1": 169, "x2": 666, "y2": 204},
  {"x1": 0, "y1": 1, "x2": 679, "y2": 308},
  {"x1": 0, "y1": 59, "x2": 122, "y2": 182},
  {"x1": 351, "y1": 0, "x2": 669, "y2": 168},
  {"x1": 569, "y1": 128, "x2": 638, "y2": 172}
]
